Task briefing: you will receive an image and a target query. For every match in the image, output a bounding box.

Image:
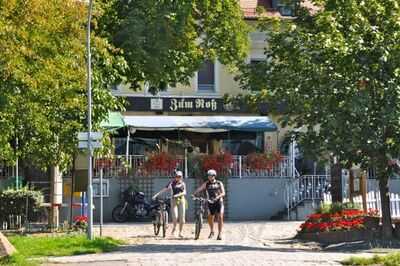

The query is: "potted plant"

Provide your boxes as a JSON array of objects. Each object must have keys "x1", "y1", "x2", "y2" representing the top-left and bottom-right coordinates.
[
  {"x1": 200, "y1": 152, "x2": 233, "y2": 178},
  {"x1": 142, "y1": 152, "x2": 179, "y2": 177},
  {"x1": 245, "y1": 151, "x2": 284, "y2": 171}
]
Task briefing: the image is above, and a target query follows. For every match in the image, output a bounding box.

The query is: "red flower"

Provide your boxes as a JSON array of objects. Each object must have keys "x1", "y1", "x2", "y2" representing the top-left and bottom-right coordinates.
[
  {"x1": 245, "y1": 151, "x2": 284, "y2": 170},
  {"x1": 143, "y1": 152, "x2": 179, "y2": 174},
  {"x1": 201, "y1": 152, "x2": 233, "y2": 175},
  {"x1": 300, "y1": 210, "x2": 367, "y2": 233},
  {"x1": 367, "y1": 208, "x2": 380, "y2": 217},
  {"x1": 73, "y1": 215, "x2": 88, "y2": 223}
]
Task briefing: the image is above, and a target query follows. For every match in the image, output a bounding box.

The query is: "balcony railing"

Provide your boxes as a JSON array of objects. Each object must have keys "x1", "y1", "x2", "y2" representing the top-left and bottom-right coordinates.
[{"x1": 94, "y1": 155, "x2": 293, "y2": 179}]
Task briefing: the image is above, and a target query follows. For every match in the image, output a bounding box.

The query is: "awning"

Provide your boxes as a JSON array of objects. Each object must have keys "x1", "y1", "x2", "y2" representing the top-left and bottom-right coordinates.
[
  {"x1": 100, "y1": 112, "x2": 125, "y2": 130},
  {"x1": 123, "y1": 115, "x2": 277, "y2": 132}
]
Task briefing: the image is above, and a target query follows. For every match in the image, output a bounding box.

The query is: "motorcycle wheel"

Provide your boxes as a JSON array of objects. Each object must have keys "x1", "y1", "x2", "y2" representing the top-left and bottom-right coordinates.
[
  {"x1": 162, "y1": 211, "x2": 168, "y2": 238},
  {"x1": 112, "y1": 204, "x2": 129, "y2": 223}
]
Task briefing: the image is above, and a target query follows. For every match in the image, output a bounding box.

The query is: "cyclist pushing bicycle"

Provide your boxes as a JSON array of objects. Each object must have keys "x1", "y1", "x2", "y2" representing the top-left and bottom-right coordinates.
[
  {"x1": 153, "y1": 170, "x2": 186, "y2": 238},
  {"x1": 192, "y1": 169, "x2": 225, "y2": 240}
]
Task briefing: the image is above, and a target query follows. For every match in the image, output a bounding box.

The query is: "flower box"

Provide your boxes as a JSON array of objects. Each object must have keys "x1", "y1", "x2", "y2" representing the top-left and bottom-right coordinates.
[{"x1": 297, "y1": 229, "x2": 375, "y2": 244}]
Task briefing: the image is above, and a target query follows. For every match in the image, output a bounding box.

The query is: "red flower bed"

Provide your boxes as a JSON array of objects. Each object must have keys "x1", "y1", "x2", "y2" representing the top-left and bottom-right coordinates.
[
  {"x1": 245, "y1": 151, "x2": 284, "y2": 170},
  {"x1": 201, "y1": 152, "x2": 233, "y2": 175},
  {"x1": 300, "y1": 209, "x2": 366, "y2": 233},
  {"x1": 143, "y1": 152, "x2": 179, "y2": 173}
]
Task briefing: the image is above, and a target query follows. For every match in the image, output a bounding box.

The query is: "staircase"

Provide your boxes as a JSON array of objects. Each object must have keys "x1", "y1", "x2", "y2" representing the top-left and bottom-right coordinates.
[{"x1": 271, "y1": 175, "x2": 331, "y2": 221}]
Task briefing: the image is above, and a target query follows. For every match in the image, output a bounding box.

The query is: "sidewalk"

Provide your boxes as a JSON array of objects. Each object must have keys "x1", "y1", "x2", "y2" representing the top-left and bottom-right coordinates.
[{"x1": 45, "y1": 221, "x2": 375, "y2": 266}]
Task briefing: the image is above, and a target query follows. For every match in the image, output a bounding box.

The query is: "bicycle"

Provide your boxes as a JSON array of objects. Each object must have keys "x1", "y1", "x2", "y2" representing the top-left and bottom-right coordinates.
[
  {"x1": 192, "y1": 196, "x2": 207, "y2": 240},
  {"x1": 152, "y1": 197, "x2": 170, "y2": 238}
]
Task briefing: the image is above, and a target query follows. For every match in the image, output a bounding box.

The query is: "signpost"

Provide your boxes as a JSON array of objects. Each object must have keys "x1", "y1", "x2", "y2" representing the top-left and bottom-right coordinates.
[
  {"x1": 77, "y1": 131, "x2": 102, "y2": 240},
  {"x1": 85, "y1": 0, "x2": 95, "y2": 241},
  {"x1": 100, "y1": 168, "x2": 103, "y2": 237}
]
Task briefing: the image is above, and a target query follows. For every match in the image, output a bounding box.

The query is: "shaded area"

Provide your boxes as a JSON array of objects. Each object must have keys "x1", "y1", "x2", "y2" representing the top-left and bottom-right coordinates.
[{"x1": 323, "y1": 239, "x2": 400, "y2": 252}]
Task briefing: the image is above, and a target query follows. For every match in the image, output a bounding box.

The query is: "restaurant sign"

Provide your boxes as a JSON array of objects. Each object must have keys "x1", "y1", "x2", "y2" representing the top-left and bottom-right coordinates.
[{"x1": 126, "y1": 96, "x2": 249, "y2": 113}]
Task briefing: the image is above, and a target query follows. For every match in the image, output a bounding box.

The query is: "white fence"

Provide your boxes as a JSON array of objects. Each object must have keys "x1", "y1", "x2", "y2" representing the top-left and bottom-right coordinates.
[{"x1": 324, "y1": 191, "x2": 400, "y2": 218}]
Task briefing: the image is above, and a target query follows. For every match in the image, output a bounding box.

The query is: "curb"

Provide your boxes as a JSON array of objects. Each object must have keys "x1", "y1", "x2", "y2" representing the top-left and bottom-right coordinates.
[{"x1": 0, "y1": 231, "x2": 16, "y2": 257}]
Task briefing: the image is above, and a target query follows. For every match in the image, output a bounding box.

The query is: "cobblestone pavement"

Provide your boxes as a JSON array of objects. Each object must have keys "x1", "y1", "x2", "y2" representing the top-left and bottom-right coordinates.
[{"x1": 45, "y1": 221, "x2": 374, "y2": 266}]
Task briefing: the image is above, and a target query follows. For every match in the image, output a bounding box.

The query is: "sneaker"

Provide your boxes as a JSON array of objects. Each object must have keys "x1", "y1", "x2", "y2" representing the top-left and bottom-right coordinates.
[
  {"x1": 208, "y1": 232, "x2": 214, "y2": 239},
  {"x1": 217, "y1": 235, "x2": 222, "y2": 240}
]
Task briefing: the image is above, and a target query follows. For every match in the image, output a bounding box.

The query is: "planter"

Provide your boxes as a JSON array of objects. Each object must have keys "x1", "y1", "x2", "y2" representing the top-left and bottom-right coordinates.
[
  {"x1": 364, "y1": 216, "x2": 380, "y2": 230},
  {"x1": 297, "y1": 229, "x2": 375, "y2": 244}
]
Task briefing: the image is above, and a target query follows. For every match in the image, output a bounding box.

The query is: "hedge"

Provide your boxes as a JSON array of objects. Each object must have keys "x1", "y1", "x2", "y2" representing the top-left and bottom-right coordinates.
[{"x1": 0, "y1": 187, "x2": 44, "y2": 224}]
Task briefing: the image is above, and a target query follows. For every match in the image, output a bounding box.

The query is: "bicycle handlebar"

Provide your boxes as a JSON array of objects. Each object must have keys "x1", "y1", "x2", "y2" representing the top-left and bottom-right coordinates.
[{"x1": 191, "y1": 196, "x2": 207, "y2": 202}]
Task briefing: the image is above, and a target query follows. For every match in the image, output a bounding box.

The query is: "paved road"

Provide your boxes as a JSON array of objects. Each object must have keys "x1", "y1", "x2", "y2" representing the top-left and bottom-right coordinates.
[{"x1": 46, "y1": 222, "x2": 374, "y2": 266}]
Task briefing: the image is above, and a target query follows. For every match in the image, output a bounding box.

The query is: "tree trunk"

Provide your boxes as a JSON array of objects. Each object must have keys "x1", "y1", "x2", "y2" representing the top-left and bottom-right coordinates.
[
  {"x1": 349, "y1": 169, "x2": 354, "y2": 204},
  {"x1": 49, "y1": 165, "x2": 63, "y2": 230},
  {"x1": 330, "y1": 163, "x2": 343, "y2": 202},
  {"x1": 377, "y1": 168, "x2": 393, "y2": 239}
]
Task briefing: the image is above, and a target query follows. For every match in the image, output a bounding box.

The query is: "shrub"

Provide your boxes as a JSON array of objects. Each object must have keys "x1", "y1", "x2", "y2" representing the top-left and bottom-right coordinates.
[
  {"x1": 0, "y1": 187, "x2": 44, "y2": 224},
  {"x1": 200, "y1": 152, "x2": 233, "y2": 177},
  {"x1": 245, "y1": 151, "x2": 284, "y2": 170},
  {"x1": 142, "y1": 152, "x2": 179, "y2": 175},
  {"x1": 316, "y1": 202, "x2": 362, "y2": 214}
]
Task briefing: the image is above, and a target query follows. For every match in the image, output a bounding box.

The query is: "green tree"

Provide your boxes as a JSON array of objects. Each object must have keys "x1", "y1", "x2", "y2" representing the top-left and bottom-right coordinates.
[
  {"x1": 238, "y1": 0, "x2": 400, "y2": 238},
  {"x1": 0, "y1": 0, "x2": 126, "y2": 170},
  {"x1": 97, "y1": 0, "x2": 250, "y2": 93}
]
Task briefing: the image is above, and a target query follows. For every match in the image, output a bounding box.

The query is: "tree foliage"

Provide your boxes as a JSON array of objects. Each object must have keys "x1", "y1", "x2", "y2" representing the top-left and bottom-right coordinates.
[
  {"x1": 238, "y1": 0, "x2": 400, "y2": 237},
  {"x1": 97, "y1": 0, "x2": 250, "y2": 93},
  {"x1": 0, "y1": 0, "x2": 126, "y2": 169}
]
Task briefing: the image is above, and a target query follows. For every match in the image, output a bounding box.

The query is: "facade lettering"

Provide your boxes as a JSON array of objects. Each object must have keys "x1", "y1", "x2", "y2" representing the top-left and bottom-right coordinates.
[{"x1": 126, "y1": 96, "x2": 250, "y2": 113}]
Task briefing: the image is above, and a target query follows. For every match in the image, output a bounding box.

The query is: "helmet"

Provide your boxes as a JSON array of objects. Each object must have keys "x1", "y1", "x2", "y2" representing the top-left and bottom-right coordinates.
[
  {"x1": 175, "y1": 170, "x2": 183, "y2": 177},
  {"x1": 207, "y1": 169, "x2": 217, "y2": 176}
]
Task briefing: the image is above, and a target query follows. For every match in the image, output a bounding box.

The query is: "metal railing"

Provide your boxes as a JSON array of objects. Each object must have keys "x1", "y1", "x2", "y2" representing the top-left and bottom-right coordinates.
[
  {"x1": 285, "y1": 175, "x2": 331, "y2": 213},
  {"x1": 94, "y1": 155, "x2": 184, "y2": 178},
  {"x1": 94, "y1": 155, "x2": 293, "y2": 179},
  {"x1": 231, "y1": 155, "x2": 293, "y2": 178},
  {"x1": 0, "y1": 163, "x2": 14, "y2": 180}
]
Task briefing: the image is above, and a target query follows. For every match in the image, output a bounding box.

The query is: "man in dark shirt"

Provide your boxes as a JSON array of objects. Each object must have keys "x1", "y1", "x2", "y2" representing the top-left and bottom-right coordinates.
[{"x1": 193, "y1": 169, "x2": 225, "y2": 240}]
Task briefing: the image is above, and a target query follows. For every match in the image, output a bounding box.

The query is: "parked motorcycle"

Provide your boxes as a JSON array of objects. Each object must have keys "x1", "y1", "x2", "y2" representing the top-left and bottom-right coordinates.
[{"x1": 112, "y1": 189, "x2": 170, "y2": 223}]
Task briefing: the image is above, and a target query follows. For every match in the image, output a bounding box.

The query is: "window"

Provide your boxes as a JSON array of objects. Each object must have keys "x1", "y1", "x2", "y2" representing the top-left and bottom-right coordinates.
[
  {"x1": 250, "y1": 58, "x2": 264, "y2": 66},
  {"x1": 276, "y1": 0, "x2": 296, "y2": 16},
  {"x1": 197, "y1": 60, "x2": 215, "y2": 92},
  {"x1": 93, "y1": 179, "x2": 109, "y2": 197},
  {"x1": 111, "y1": 84, "x2": 122, "y2": 94}
]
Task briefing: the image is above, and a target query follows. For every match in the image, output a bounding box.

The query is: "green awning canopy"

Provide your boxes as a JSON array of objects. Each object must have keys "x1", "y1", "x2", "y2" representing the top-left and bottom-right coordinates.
[{"x1": 100, "y1": 112, "x2": 125, "y2": 130}]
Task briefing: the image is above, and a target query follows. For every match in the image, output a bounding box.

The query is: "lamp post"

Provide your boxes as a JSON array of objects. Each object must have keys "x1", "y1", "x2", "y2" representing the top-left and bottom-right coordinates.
[{"x1": 86, "y1": 0, "x2": 94, "y2": 240}]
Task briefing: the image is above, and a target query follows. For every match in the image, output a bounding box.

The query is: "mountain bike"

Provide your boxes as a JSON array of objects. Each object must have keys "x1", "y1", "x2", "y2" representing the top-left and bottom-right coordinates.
[
  {"x1": 192, "y1": 196, "x2": 207, "y2": 240},
  {"x1": 152, "y1": 197, "x2": 170, "y2": 238}
]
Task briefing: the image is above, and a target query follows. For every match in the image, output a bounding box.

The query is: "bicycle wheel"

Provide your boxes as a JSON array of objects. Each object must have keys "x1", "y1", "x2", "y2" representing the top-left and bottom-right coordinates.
[
  {"x1": 162, "y1": 210, "x2": 168, "y2": 238},
  {"x1": 153, "y1": 213, "x2": 161, "y2": 236},
  {"x1": 194, "y1": 214, "x2": 203, "y2": 240}
]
